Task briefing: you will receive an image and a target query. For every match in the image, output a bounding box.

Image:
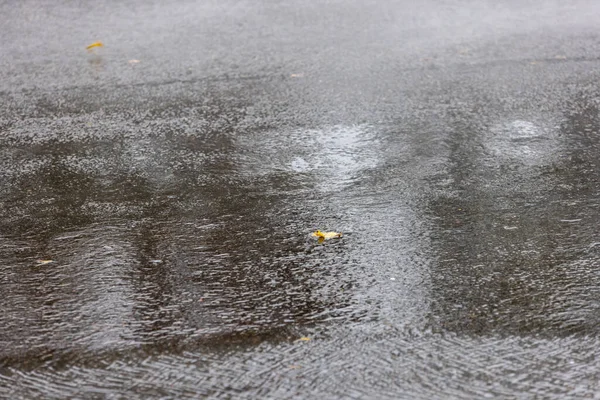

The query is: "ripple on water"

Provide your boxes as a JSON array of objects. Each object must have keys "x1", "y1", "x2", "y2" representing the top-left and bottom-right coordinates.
[
  {"x1": 1, "y1": 102, "x2": 599, "y2": 399},
  {"x1": 485, "y1": 119, "x2": 562, "y2": 167},
  {"x1": 234, "y1": 124, "x2": 380, "y2": 192},
  {"x1": 1, "y1": 328, "x2": 599, "y2": 399}
]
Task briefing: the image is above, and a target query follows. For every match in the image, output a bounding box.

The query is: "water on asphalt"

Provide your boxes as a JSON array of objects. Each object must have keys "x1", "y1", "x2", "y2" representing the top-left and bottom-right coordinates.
[{"x1": 1, "y1": 1, "x2": 600, "y2": 398}]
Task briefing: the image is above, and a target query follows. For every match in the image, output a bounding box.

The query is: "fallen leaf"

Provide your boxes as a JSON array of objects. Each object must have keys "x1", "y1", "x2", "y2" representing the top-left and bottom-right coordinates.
[
  {"x1": 128, "y1": 59, "x2": 140, "y2": 64},
  {"x1": 86, "y1": 41, "x2": 104, "y2": 50},
  {"x1": 311, "y1": 230, "x2": 342, "y2": 243},
  {"x1": 37, "y1": 260, "x2": 54, "y2": 265},
  {"x1": 289, "y1": 365, "x2": 302, "y2": 369},
  {"x1": 296, "y1": 337, "x2": 311, "y2": 342}
]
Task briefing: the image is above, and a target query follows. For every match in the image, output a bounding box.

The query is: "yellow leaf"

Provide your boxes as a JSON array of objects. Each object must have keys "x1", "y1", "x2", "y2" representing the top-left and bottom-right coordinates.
[
  {"x1": 86, "y1": 41, "x2": 104, "y2": 50},
  {"x1": 311, "y1": 230, "x2": 342, "y2": 241},
  {"x1": 296, "y1": 337, "x2": 311, "y2": 342},
  {"x1": 37, "y1": 260, "x2": 54, "y2": 265}
]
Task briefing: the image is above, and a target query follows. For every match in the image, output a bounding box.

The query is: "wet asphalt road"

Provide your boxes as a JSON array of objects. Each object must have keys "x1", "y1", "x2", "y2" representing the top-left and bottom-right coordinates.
[{"x1": 2, "y1": 0, "x2": 600, "y2": 398}]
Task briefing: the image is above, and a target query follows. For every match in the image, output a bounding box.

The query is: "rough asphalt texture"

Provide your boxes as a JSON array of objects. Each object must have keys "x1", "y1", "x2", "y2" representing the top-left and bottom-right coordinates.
[{"x1": 1, "y1": 0, "x2": 600, "y2": 398}]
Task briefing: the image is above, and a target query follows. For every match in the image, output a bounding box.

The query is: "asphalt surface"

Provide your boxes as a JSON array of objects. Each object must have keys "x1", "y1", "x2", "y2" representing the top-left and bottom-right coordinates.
[{"x1": 1, "y1": 0, "x2": 600, "y2": 398}]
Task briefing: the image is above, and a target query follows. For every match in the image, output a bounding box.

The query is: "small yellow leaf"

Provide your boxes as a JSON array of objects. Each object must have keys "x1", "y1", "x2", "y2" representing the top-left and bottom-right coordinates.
[
  {"x1": 311, "y1": 230, "x2": 342, "y2": 241},
  {"x1": 86, "y1": 41, "x2": 104, "y2": 50},
  {"x1": 296, "y1": 337, "x2": 311, "y2": 342},
  {"x1": 37, "y1": 260, "x2": 54, "y2": 265}
]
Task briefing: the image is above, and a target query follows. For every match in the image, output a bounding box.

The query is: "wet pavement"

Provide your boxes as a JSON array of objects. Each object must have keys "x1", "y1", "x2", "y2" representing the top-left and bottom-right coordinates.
[{"x1": 1, "y1": 0, "x2": 600, "y2": 398}]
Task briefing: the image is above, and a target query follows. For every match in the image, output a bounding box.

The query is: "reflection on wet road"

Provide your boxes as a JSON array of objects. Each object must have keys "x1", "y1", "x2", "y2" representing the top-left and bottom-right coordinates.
[{"x1": 2, "y1": 0, "x2": 600, "y2": 398}]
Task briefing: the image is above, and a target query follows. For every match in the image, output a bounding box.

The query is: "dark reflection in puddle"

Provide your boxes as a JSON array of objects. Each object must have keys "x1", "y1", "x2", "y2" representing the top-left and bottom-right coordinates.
[
  {"x1": 1, "y1": 161, "x2": 96, "y2": 238},
  {"x1": 426, "y1": 93, "x2": 600, "y2": 337},
  {"x1": 0, "y1": 86, "x2": 355, "y2": 371}
]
